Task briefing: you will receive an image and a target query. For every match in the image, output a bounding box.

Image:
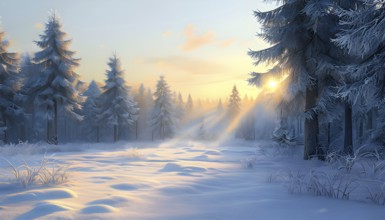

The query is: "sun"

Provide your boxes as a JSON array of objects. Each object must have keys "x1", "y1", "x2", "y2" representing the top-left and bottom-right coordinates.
[{"x1": 267, "y1": 80, "x2": 278, "y2": 89}]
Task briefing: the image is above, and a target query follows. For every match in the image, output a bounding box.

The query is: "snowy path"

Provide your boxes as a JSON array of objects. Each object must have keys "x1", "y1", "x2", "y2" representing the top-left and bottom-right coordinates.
[{"x1": 0, "y1": 140, "x2": 384, "y2": 219}]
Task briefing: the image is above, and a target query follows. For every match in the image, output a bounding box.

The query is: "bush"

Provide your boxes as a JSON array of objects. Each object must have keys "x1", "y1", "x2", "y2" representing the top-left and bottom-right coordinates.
[{"x1": 2, "y1": 156, "x2": 69, "y2": 189}]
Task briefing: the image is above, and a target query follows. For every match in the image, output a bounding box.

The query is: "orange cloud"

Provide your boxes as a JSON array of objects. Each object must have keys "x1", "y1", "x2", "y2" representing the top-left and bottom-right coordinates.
[
  {"x1": 163, "y1": 30, "x2": 172, "y2": 38},
  {"x1": 180, "y1": 24, "x2": 235, "y2": 51},
  {"x1": 180, "y1": 24, "x2": 216, "y2": 51},
  {"x1": 34, "y1": 23, "x2": 44, "y2": 30}
]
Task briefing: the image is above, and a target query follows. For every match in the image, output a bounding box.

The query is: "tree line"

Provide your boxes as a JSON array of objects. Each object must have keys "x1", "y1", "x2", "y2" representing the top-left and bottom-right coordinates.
[{"x1": 0, "y1": 12, "x2": 259, "y2": 144}]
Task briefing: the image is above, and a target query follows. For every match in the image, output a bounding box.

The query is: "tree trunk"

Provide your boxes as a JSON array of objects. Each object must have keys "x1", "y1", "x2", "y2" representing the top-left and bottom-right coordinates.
[
  {"x1": 304, "y1": 84, "x2": 319, "y2": 160},
  {"x1": 344, "y1": 101, "x2": 353, "y2": 155},
  {"x1": 135, "y1": 121, "x2": 138, "y2": 140},
  {"x1": 96, "y1": 126, "x2": 100, "y2": 143},
  {"x1": 367, "y1": 110, "x2": 373, "y2": 130},
  {"x1": 3, "y1": 112, "x2": 8, "y2": 144},
  {"x1": 114, "y1": 125, "x2": 118, "y2": 142},
  {"x1": 358, "y1": 118, "x2": 363, "y2": 144},
  {"x1": 327, "y1": 122, "x2": 331, "y2": 147},
  {"x1": 54, "y1": 99, "x2": 58, "y2": 144}
]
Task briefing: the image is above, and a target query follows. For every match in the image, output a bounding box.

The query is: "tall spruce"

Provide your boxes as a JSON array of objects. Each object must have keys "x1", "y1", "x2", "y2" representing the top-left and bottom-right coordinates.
[
  {"x1": 248, "y1": 0, "x2": 360, "y2": 159},
  {"x1": 151, "y1": 76, "x2": 176, "y2": 139},
  {"x1": 82, "y1": 81, "x2": 101, "y2": 142},
  {"x1": 0, "y1": 31, "x2": 20, "y2": 143},
  {"x1": 228, "y1": 85, "x2": 241, "y2": 117},
  {"x1": 31, "y1": 13, "x2": 81, "y2": 144},
  {"x1": 99, "y1": 55, "x2": 138, "y2": 142},
  {"x1": 334, "y1": 1, "x2": 385, "y2": 147}
]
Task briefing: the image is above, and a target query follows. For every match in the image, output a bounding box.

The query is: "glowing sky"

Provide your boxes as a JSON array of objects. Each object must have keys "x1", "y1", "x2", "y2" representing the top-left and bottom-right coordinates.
[{"x1": 0, "y1": 0, "x2": 274, "y2": 100}]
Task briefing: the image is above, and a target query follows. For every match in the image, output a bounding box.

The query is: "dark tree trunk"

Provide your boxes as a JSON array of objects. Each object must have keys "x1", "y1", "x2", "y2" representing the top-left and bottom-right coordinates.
[
  {"x1": 304, "y1": 84, "x2": 319, "y2": 160},
  {"x1": 367, "y1": 110, "x2": 373, "y2": 130},
  {"x1": 344, "y1": 101, "x2": 353, "y2": 155},
  {"x1": 54, "y1": 99, "x2": 58, "y2": 144},
  {"x1": 3, "y1": 112, "x2": 8, "y2": 144},
  {"x1": 135, "y1": 121, "x2": 138, "y2": 140},
  {"x1": 96, "y1": 126, "x2": 100, "y2": 143},
  {"x1": 358, "y1": 118, "x2": 363, "y2": 143},
  {"x1": 114, "y1": 125, "x2": 118, "y2": 142},
  {"x1": 327, "y1": 122, "x2": 331, "y2": 147}
]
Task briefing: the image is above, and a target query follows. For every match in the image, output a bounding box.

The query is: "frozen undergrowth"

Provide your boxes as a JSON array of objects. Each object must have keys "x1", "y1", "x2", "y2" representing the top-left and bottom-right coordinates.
[
  {"x1": 266, "y1": 146, "x2": 385, "y2": 205},
  {"x1": 1, "y1": 156, "x2": 69, "y2": 189},
  {"x1": 0, "y1": 141, "x2": 143, "y2": 156}
]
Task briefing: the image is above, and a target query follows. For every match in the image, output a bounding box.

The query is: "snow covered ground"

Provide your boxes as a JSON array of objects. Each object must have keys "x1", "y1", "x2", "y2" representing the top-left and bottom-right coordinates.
[{"x1": 0, "y1": 140, "x2": 384, "y2": 220}]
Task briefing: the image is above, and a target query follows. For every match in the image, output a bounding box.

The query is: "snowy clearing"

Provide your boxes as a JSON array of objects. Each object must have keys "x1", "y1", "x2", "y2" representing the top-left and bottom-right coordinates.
[{"x1": 0, "y1": 140, "x2": 384, "y2": 220}]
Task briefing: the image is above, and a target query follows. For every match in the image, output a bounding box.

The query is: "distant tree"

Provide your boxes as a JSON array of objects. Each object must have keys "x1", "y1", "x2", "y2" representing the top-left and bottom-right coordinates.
[
  {"x1": 99, "y1": 54, "x2": 138, "y2": 142},
  {"x1": 185, "y1": 94, "x2": 194, "y2": 116},
  {"x1": 175, "y1": 92, "x2": 185, "y2": 121},
  {"x1": 217, "y1": 98, "x2": 223, "y2": 112},
  {"x1": 31, "y1": 13, "x2": 82, "y2": 144},
  {"x1": 0, "y1": 31, "x2": 20, "y2": 143},
  {"x1": 151, "y1": 76, "x2": 176, "y2": 139},
  {"x1": 82, "y1": 81, "x2": 101, "y2": 142},
  {"x1": 228, "y1": 85, "x2": 241, "y2": 118}
]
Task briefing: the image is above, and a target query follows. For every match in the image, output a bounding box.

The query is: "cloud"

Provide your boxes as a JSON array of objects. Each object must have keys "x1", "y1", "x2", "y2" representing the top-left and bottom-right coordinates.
[
  {"x1": 163, "y1": 30, "x2": 172, "y2": 38},
  {"x1": 34, "y1": 23, "x2": 44, "y2": 30},
  {"x1": 180, "y1": 24, "x2": 216, "y2": 51},
  {"x1": 143, "y1": 55, "x2": 228, "y2": 75},
  {"x1": 179, "y1": 24, "x2": 236, "y2": 51},
  {"x1": 218, "y1": 39, "x2": 235, "y2": 48}
]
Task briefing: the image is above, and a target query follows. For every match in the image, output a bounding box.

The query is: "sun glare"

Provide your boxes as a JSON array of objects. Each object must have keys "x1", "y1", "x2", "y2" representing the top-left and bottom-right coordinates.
[{"x1": 267, "y1": 80, "x2": 278, "y2": 89}]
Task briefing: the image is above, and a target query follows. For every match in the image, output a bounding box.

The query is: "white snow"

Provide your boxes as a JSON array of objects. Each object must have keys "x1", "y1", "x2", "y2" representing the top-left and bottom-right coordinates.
[{"x1": 0, "y1": 140, "x2": 384, "y2": 220}]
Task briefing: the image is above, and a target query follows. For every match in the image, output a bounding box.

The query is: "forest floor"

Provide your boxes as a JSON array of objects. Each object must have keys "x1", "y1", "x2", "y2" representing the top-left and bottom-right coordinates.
[{"x1": 0, "y1": 139, "x2": 384, "y2": 220}]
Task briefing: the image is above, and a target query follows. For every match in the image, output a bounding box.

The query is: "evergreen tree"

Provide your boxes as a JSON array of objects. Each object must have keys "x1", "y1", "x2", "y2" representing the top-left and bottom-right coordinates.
[
  {"x1": 0, "y1": 31, "x2": 20, "y2": 143},
  {"x1": 99, "y1": 54, "x2": 138, "y2": 142},
  {"x1": 334, "y1": 1, "x2": 385, "y2": 146},
  {"x1": 82, "y1": 81, "x2": 101, "y2": 142},
  {"x1": 151, "y1": 76, "x2": 176, "y2": 139},
  {"x1": 176, "y1": 92, "x2": 185, "y2": 121},
  {"x1": 217, "y1": 98, "x2": 223, "y2": 112},
  {"x1": 134, "y1": 84, "x2": 153, "y2": 140},
  {"x1": 31, "y1": 13, "x2": 81, "y2": 144},
  {"x1": 228, "y1": 85, "x2": 241, "y2": 117},
  {"x1": 248, "y1": 0, "x2": 360, "y2": 158},
  {"x1": 185, "y1": 94, "x2": 194, "y2": 116}
]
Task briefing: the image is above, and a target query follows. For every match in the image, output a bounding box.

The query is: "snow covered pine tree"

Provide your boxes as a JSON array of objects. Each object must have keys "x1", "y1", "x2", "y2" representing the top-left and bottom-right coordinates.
[
  {"x1": 98, "y1": 54, "x2": 138, "y2": 142},
  {"x1": 151, "y1": 76, "x2": 176, "y2": 140},
  {"x1": 0, "y1": 31, "x2": 20, "y2": 144},
  {"x1": 31, "y1": 12, "x2": 82, "y2": 144}
]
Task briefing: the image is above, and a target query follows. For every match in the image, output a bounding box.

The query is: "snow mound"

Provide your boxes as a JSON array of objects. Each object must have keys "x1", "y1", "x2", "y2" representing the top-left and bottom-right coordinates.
[
  {"x1": 81, "y1": 204, "x2": 118, "y2": 214},
  {"x1": 205, "y1": 150, "x2": 221, "y2": 155},
  {"x1": 159, "y1": 186, "x2": 200, "y2": 194},
  {"x1": 87, "y1": 196, "x2": 130, "y2": 206},
  {"x1": 15, "y1": 202, "x2": 71, "y2": 220},
  {"x1": 2, "y1": 188, "x2": 77, "y2": 204},
  {"x1": 159, "y1": 163, "x2": 207, "y2": 173},
  {"x1": 110, "y1": 183, "x2": 148, "y2": 191}
]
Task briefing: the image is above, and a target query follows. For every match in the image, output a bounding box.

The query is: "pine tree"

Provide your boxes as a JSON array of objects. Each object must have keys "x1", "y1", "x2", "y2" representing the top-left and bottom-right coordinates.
[
  {"x1": 82, "y1": 81, "x2": 101, "y2": 142},
  {"x1": 151, "y1": 76, "x2": 176, "y2": 139},
  {"x1": 248, "y1": 0, "x2": 360, "y2": 158},
  {"x1": 228, "y1": 85, "x2": 241, "y2": 117},
  {"x1": 31, "y1": 13, "x2": 81, "y2": 144},
  {"x1": 217, "y1": 98, "x2": 223, "y2": 112},
  {"x1": 99, "y1": 54, "x2": 138, "y2": 142},
  {"x1": 185, "y1": 94, "x2": 194, "y2": 116},
  {"x1": 334, "y1": 1, "x2": 385, "y2": 146},
  {"x1": 176, "y1": 92, "x2": 185, "y2": 121},
  {"x1": 0, "y1": 31, "x2": 20, "y2": 143}
]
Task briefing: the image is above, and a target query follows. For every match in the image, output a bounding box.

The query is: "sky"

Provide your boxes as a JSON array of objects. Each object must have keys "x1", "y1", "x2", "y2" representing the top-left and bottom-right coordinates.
[{"x1": 0, "y1": 0, "x2": 275, "y2": 100}]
